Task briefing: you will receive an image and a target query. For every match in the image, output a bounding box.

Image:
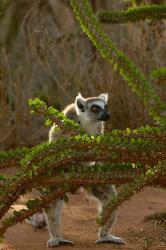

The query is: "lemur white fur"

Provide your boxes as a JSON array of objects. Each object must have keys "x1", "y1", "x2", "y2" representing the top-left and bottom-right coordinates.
[{"x1": 27, "y1": 93, "x2": 125, "y2": 247}]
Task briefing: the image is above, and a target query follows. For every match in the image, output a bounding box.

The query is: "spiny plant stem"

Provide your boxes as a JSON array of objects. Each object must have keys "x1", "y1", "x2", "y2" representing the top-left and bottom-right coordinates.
[
  {"x1": 98, "y1": 161, "x2": 166, "y2": 226},
  {"x1": 69, "y1": 0, "x2": 166, "y2": 126},
  {"x1": 97, "y1": 5, "x2": 166, "y2": 23},
  {"x1": 0, "y1": 185, "x2": 78, "y2": 236}
]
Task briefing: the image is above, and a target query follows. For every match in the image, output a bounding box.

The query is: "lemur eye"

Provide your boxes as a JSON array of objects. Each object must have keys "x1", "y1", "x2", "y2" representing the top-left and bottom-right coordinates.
[{"x1": 91, "y1": 105, "x2": 101, "y2": 113}]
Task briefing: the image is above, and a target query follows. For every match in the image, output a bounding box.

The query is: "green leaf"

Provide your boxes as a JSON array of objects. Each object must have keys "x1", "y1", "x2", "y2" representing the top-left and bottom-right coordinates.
[{"x1": 45, "y1": 119, "x2": 53, "y2": 127}]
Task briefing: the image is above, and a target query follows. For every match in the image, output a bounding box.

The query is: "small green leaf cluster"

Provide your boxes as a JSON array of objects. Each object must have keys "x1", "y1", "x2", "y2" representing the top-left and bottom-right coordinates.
[
  {"x1": 151, "y1": 67, "x2": 166, "y2": 80},
  {"x1": 0, "y1": 147, "x2": 29, "y2": 164},
  {"x1": 29, "y1": 98, "x2": 83, "y2": 134},
  {"x1": 0, "y1": 147, "x2": 30, "y2": 172},
  {"x1": 26, "y1": 199, "x2": 42, "y2": 210},
  {"x1": 29, "y1": 98, "x2": 47, "y2": 113}
]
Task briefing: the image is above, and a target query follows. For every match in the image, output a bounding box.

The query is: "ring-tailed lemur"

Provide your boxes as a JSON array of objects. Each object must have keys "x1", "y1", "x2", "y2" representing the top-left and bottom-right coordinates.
[{"x1": 27, "y1": 93, "x2": 125, "y2": 247}]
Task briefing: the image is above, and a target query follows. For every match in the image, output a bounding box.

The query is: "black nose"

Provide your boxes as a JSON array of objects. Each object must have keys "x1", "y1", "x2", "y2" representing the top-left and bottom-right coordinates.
[{"x1": 99, "y1": 112, "x2": 110, "y2": 121}]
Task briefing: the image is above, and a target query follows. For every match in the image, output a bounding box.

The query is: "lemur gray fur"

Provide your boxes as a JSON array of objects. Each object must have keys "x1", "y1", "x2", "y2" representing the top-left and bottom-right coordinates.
[{"x1": 27, "y1": 93, "x2": 125, "y2": 247}]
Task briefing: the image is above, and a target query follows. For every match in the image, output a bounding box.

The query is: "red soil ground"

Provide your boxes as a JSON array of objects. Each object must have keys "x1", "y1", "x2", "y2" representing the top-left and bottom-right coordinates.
[{"x1": 1, "y1": 187, "x2": 166, "y2": 250}]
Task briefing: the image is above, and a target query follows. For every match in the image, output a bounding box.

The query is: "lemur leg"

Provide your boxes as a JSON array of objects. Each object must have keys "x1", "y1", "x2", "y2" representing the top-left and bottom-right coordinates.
[
  {"x1": 44, "y1": 199, "x2": 74, "y2": 248},
  {"x1": 26, "y1": 212, "x2": 46, "y2": 228},
  {"x1": 90, "y1": 185, "x2": 125, "y2": 244}
]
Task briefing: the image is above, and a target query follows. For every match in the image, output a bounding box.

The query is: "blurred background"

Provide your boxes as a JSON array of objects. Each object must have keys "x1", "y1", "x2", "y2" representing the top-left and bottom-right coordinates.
[{"x1": 0, "y1": 0, "x2": 165, "y2": 149}]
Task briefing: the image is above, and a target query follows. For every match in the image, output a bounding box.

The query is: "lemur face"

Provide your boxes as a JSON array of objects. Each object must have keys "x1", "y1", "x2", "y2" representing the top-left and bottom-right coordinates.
[{"x1": 75, "y1": 93, "x2": 110, "y2": 122}]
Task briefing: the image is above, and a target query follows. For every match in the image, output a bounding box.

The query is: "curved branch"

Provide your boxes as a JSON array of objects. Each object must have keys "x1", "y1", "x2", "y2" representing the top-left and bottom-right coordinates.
[
  {"x1": 69, "y1": 0, "x2": 166, "y2": 126},
  {"x1": 98, "y1": 161, "x2": 166, "y2": 226}
]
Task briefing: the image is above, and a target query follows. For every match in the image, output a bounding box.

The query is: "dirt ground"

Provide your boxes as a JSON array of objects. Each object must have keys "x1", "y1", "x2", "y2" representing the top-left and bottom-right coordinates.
[{"x1": 1, "y1": 187, "x2": 166, "y2": 250}]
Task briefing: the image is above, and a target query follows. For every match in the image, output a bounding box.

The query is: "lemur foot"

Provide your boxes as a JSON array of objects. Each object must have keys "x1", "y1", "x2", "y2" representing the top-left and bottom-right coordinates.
[
  {"x1": 47, "y1": 238, "x2": 74, "y2": 248},
  {"x1": 96, "y1": 235, "x2": 125, "y2": 244}
]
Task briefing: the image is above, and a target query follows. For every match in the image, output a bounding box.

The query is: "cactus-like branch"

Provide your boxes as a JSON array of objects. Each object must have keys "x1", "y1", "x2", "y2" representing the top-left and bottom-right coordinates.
[
  {"x1": 69, "y1": 0, "x2": 166, "y2": 127},
  {"x1": 97, "y1": 5, "x2": 166, "y2": 23}
]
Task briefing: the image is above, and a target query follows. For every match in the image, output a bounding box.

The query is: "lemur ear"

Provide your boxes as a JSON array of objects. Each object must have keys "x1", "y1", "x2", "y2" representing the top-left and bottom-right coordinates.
[
  {"x1": 99, "y1": 93, "x2": 109, "y2": 103},
  {"x1": 75, "y1": 93, "x2": 86, "y2": 112}
]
